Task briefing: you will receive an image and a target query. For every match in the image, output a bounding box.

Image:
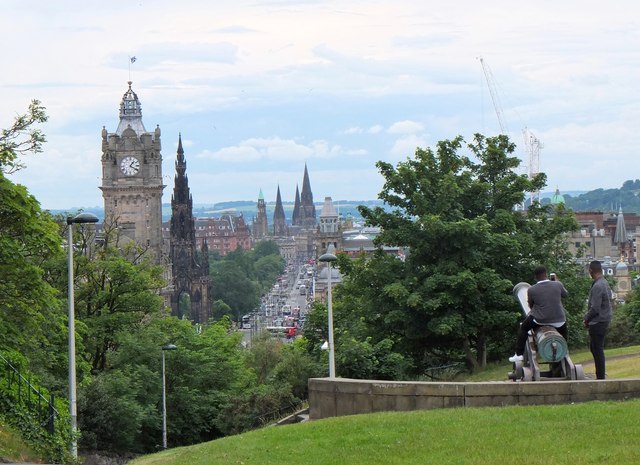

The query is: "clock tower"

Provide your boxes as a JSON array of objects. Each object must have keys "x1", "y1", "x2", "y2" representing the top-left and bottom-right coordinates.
[{"x1": 100, "y1": 82, "x2": 165, "y2": 261}]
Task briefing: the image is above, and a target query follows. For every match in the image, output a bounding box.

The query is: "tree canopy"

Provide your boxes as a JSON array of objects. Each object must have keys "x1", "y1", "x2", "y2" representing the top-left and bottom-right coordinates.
[
  {"x1": 0, "y1": 99, "x2": 47, "y2": 174},
  {"x1": 329, "y1": 134, "x2": 580, "y2": 373}
]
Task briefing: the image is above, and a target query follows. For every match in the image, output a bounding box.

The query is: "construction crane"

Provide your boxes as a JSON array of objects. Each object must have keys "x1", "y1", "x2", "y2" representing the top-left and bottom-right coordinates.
[
  {"x1": 522, "y1": 127, "x2": 543, "y2": 205},
  {"x1": 479, "y1": 57, "x2": 543, "y2": 207},
  {"x1": 479, "y1": 57, "x2": 508, "y2": 135}
]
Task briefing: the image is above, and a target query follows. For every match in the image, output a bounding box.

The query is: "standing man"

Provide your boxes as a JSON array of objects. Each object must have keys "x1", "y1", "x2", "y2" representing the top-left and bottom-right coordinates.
[
  {"x1": 510, "y1": 265, "x2": 568, "y2": 362},
  {"x1": 583, "y1": 260, "x2": 613, "y2": 379}
]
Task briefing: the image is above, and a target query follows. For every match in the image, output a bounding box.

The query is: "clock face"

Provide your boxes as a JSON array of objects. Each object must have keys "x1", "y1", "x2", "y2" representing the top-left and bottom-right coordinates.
[{"x1": 120, "y1": 156, "x2": 140, "y2": 176}]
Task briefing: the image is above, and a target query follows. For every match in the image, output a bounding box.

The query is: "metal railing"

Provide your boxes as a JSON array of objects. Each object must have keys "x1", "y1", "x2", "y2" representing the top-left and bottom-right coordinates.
[
  {"x1": 423, "y1": 362, "x2": 466, "y2": 381},
  {"x1": 0, "y1": 352, "x2": 58, "y2": 434}
]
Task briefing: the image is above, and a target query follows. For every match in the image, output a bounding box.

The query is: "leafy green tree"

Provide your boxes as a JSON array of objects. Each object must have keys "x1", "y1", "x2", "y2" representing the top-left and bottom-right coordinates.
[
  {"x1": 245, "y1": 331, "x2": 284, "y2": 384},
  {"x1": 0, "y1": 176, "x2": 64, "y2": 354},
  {"x1": 338, "y1": 134, "x2": 579, "y2": 373},
  {"x1": 0, "y1": 99, "x2": 47, "y2": 174},
  {"x1": 269, "y1": 338, "x2": 322, "y2": 399},
  {"x1": 304, "y1": 282, "x2": 413, "y2": 380},
  {"x1": 616, "y1": 282, "x2": 640, "y2": 343},
  {"x1": 0, "y1": 102, "x2": 68, "y2": 383},
  {"x1": 79, "y1": 315, "x2": 257, "y2": 452},
  {"x1": 210, "y1": 260, "x2": 260, "y2": 322},
  {"x1": 254, "y1": 254, "x2": 285, "y2": 292},
  {"x1": 252, "y1": 240, "x2": 281, "y2": 260},
  {"x1": 65, "y1": 223, "x2": 166, "y2": 373}
]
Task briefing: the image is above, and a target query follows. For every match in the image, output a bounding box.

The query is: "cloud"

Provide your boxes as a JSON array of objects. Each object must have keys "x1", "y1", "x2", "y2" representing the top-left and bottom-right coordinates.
[
  {"x1": 389, "y1": 134, "x2": 429, "y2": 161},
  {"x1": 195, "y1": 137, "x2": 365, "y2": 163},
  {"x1": 341, "y1": 124, "x2": 384, "y2": 135},
  {"x1": 188, "y1": 166, "x2": 384, "y2": 203},
  {"x1": 107, "y1": 42, "x2": 240, "y2": 68},
  {"x1": 387, "y1": 120, "x2": 425, "y2": 134},
  {"x1": 214, "y1": 25, "x2": 258, "y2": 34}
]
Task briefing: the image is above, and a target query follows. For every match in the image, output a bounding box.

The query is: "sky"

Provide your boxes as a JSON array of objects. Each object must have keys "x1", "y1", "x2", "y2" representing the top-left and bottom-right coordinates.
[{"x1": 2, "y1": 0, "x2": 639, "y2": 210}]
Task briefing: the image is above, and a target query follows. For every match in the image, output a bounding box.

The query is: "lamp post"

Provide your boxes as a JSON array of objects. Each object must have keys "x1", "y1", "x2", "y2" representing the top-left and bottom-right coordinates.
[
  {"x1": 318, "y1": 245, "x2": 337, "y2": 378},
  {"x1": 66, "y1": 213, "x2": 99, "y2": 460},
  {"x1": 161, "y1": 343, "x2": 177, "y2": 449}
]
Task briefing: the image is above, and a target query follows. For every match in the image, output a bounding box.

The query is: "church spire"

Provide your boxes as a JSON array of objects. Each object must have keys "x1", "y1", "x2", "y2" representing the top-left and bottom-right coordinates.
[
  {"x1": 299, "y1": 163, "x2": 316, "y2": 228},
  {"x1": 116, "y1": 81, "x2": 147, "y2": 135},
  {"x1": 273, "y1": 185, "x2": 286, "y2": 236},
  {"x1": 292, "y1": 184, "x2": 301, "y2": 226},
  {"x1": 172, "y1": 134, "x2": 191, "y2": 206},
  {"x1": 614, "y1": 206, "x2": 627, "y2": 247}
]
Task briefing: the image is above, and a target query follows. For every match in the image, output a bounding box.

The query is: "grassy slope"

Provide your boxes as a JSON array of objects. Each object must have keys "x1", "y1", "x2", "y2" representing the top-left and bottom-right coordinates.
[
  {"x1": 132, "y1": 400, "x2": 640, "y2": 465},
  {"x1": 130, "y1": 346, "x2": 640, "y2": 465},
  {"x1": 0, "y1": 417, "x2": 42, "y2": 463}
]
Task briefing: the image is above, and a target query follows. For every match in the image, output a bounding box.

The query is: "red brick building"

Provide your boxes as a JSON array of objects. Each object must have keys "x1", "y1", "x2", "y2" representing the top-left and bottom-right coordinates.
[{"x1": 163, "y1": 214, "x2": 251, "y2": 257}]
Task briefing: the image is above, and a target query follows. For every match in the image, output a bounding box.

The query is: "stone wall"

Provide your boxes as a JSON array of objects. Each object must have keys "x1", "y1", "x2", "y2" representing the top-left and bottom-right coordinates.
[{"x1": 308, "y1": 377, "x2": 640, "y2": 420}]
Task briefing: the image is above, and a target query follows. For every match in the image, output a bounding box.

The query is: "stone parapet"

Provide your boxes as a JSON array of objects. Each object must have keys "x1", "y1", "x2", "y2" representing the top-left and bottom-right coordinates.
[{"x1": 308, "y1": 377, "x2": 640, "y2": 420}]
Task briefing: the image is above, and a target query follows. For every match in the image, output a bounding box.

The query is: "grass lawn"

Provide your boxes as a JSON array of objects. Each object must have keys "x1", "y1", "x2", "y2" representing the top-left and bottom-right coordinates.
[
  {"x1": 0, "y1": 417, "x2": 42, "y2": 463},
  {"x1": 130, "y1": 345, "x2": 640, "y2": 465},
  {"x1": 465, "y1": 345, "x2": 640, "y2": 381},
  {"x1": 131, "y1": 399, "x2": 640, "y2": 465}
]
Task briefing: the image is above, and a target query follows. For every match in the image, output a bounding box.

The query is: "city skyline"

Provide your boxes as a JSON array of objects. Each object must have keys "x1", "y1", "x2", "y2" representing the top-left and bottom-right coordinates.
[{"x1": 2, "y1": 1, "x2": 639, "y2": 209}]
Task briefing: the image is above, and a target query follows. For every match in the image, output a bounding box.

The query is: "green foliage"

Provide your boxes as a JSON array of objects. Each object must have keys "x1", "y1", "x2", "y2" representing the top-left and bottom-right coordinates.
[
  {"x1": 209, "y1": 243, "x2": 284, "y2": 321},
  {"x1": 303, "y1": 294, "x2": 413, "y2": 380},
  {"x1": 252, "y1": 240, "x2": 281, "y2": 260},
  {"x1": 77, "y1": 316, "x2": 282, "y2": 453},
  {"x1": 613, "y1": 284, "x2": 640, "y2": 345},
  {"x1": 334, "y1": 134, "x2": 580, "y2": 374},
  {"x1": 214, "y1": 383, "x2": 299, "y2": 435},
  {"x1": 607, "y1": 305, "x2": 640, "y2": 347},
  {"x1": 0, "y1": 100, "x2": 47, "y2": 174},
  {"x1": 269, "y1": 338, "x2": 323, "y2": 399},
  {"x1": 71, "y1": 231, "x2": 166, "y2": 373},
  {"x1": 210, "y1": 260, "x2": 260, "y2": 321},
  {"x1": 0, "y1": 352, "x2": 72, "y2": 464},
  {"x1": 78, "y1": 370, "x2": 145, "y2": 452},
  {"x1": 245, "y1": 331, "x2": 284, "y2": 384},
  {"x1": 0, "y1": 173, "x2": 68, "y2": 389},
  {"x1": 0, "y1": 417, "x2": 41, "y2": 463},
  {"x1": 563, "y1": 181, "x2": 640, "y2": 213}
]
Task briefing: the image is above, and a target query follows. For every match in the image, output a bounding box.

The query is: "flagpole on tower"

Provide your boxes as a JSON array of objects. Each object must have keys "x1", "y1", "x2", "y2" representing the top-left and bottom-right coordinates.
[{"x1": 128, "y1": 56, "x2": 137, "y2": 81}]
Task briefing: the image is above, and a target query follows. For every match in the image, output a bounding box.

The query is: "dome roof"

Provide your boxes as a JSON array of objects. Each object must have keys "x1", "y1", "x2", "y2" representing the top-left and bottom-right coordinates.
[
  {"x1": 616, "y1": 260, "x2": 628, "y2": 272},
  {"x1": 550, "y1": 187, "x2": 565, "y2": 205}
]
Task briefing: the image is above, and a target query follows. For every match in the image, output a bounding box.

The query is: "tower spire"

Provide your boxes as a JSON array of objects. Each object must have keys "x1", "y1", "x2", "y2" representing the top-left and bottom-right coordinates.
[
  {"x1": 116, "y1": 82, "x2": 146, "y2": 135},
  {"x1": 292, "y1": 184, "x2": 301, "y2": 226},
  {"x1": 273, "y1": 185, "x2": 286, "y2": 236},
  {"x1": 172, "y1": 134, "x2": 190, "y2": 204},
  {"x1": 299, "y1": 163, "x2": 316, "y2": 228}
]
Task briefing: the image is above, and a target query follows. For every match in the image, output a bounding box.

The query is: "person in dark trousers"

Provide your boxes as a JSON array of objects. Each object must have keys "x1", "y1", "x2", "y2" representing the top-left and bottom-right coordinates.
[
  {"x1": 583, "y1": 260, "x2": 613, "y2": 379},
  {"x1": 509, "y1": 265, "x2": 568, "y2": 363}
]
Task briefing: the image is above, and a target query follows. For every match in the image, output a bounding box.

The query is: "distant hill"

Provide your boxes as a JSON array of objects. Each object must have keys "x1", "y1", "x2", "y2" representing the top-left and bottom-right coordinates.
[
  {"x1": 541, "y1": 180, "x2": 640, "y2": 213},
  {"x1": 188, "y1": 199, "x2": 385, "y2": 225},
  {"x1": 47, "y1": 180, "x2": 640, "y2": 221}
]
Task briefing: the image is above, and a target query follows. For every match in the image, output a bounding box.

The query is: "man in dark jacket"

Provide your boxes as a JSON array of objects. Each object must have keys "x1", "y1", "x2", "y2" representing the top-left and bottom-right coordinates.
[
  {"x1": 510, "y1": 265, "x2": 568, "y2": 362},
  {"x1": 584, "y1": 260, "x2": 613, "y2": 379}
]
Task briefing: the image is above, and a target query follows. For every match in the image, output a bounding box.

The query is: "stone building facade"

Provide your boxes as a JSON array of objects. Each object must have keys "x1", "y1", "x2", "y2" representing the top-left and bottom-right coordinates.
[{"x1": 100, "y1": 82, "x2": 164, "y2": 262}]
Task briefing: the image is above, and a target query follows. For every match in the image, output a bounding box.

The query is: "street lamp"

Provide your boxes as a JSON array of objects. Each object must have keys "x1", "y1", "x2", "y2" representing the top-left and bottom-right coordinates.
[
  {"x1": 318, "y1": 245, "x2": 337, "y2": 378},
  {"x1": 161, "y1": 343, "x2": 177, "y2": 449},
  {"x1": 66, "y1": 212, "x2": 99, "y2": 460}
]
